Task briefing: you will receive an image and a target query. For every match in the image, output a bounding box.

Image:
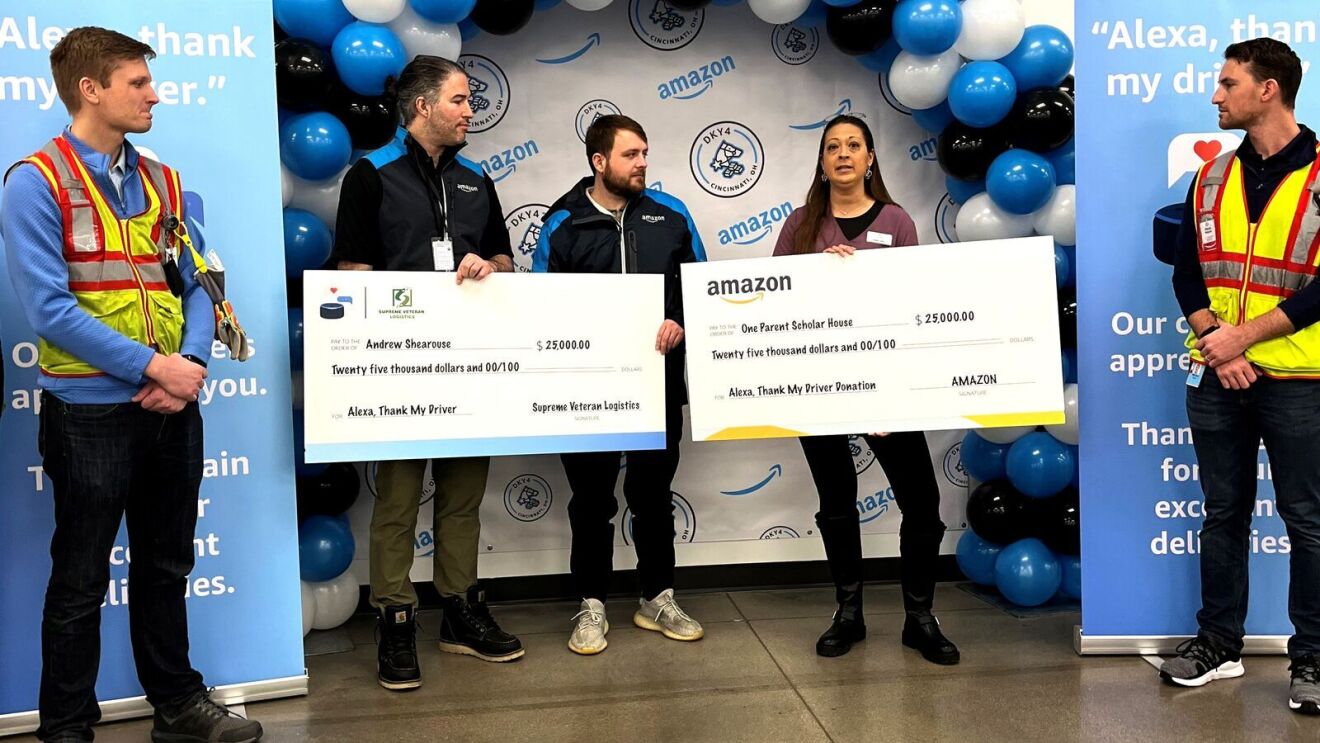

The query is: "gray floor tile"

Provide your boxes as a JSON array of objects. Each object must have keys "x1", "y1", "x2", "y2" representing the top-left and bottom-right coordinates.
[{"x1": 729, "y1": 580, "x2": 991, "y2": 622}]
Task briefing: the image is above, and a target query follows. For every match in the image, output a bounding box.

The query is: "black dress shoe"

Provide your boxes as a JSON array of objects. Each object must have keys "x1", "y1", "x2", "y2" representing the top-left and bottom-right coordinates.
[{"x1": 902, "y1": 613, "x2": 960, "y2": 665}]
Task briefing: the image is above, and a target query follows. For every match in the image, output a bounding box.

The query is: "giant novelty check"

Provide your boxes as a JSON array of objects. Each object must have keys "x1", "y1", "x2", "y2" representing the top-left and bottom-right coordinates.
[
  {"x1": 301, "y1": 271, "x2": 665, "y2": 462},
  {"x1": 681, "y1": 236, "x2": 1065, "y2": 441}
]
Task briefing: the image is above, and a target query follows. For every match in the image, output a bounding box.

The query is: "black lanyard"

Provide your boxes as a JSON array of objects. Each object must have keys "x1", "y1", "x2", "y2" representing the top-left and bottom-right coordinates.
[{"x1": 410, "y1": 147, "x2": 448, "y2": 240}]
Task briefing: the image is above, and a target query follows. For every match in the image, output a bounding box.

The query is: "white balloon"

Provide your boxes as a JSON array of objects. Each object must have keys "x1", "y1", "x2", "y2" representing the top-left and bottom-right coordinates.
[
  {"x1": 975, "y1": 425, "x2": 1036, "y2": 444},
  {"x1": 300, "y1": 580, "x2": 316, "y2": 637},
  {"x1": 344, "y1": 0, "x2": 407, "y2": 23},
  {"x1": 747, "y1": 0, "x2": 811, "y2": 25},
  {"x1": 388, "y1": 5, "x2": 462, "y2": 61},
  {"x1": 1046, "y1": 383, "x2": 1079, "y2": 445},
  {"x1": 287, "y1": 166, "x2": 349, "y2": 232},
  {"x1": 566, "y1": 0, "x2": 614, "y2": 10},
  {"x1": 280, "y1": 165, "x2": 294, "y2": 208},
  {"x1": 1033, "y1": 184, "x2": 1076, "y2": 247},
  {"x1": 955, "y1": 192, "x2": 1035, "y2": 242},
  {"x1": 888, "y1": 49, "x2": 962, "y2": 111},
  {"x1": 310, "y1": 570, "x2": 360, "y2": 630},
  {"x1": 955, "y1": 0, "x2": 1026, "y2": 60}
]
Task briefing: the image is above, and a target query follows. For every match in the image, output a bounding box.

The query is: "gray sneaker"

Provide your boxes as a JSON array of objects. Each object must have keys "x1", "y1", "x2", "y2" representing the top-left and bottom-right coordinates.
[
  {"x1": 634, "y1": 589, "x2": 704, "y2": 641},
  {"x1": 568, "y1": 599, "x2": 608, "y2": 655},
  {"x1": 1290, "y1": 655, "x2": 1320, "y2": 715},
  {"x1": 1159, "y1": 636, "x2": 1244, "y2": 687}
]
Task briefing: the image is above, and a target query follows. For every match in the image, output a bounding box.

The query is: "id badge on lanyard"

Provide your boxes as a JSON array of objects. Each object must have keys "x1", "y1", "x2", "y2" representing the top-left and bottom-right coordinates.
[{"x1": 1198, "y1": 209, "x2": 1218, "y2": 251}]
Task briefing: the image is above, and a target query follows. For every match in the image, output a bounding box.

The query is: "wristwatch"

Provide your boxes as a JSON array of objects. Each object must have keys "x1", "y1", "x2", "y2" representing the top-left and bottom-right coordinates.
[{"x1": 182, "y1": 353, "x2": 208, "y2": 368}]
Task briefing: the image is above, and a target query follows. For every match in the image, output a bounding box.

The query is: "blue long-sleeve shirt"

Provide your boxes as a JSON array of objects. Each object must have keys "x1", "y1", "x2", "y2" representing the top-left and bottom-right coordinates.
[{"x1": 1, "y1": 129, "x2": 213, "y2": 403}]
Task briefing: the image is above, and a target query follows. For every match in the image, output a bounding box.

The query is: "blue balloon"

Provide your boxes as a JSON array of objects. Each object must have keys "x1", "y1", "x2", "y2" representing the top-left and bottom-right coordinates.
[
  {"x1": 948, "y1": 61, "x2": 1017, "y2": 128},
  {"x1": 946, "y1": 174, "x2": 985, "y2": 205},
  {"x1": 283, "y1": 208, "x2": 333, "y2": 279},
  {"x1": 1062, "y1": 243, "x2": 1077, "y2": 286},
  {"x1": 1059, "y1": 554, "x2": 1081, "y2": 600},
  {"x1": 274, "y1": 0, "x2": 354, "y2": 47},
  {"x1": 995, "y1": 538, "x2": 1062, "y2": 606},
  {"x1": 1068, "y1": 444, "x2": 1080, "y2": 489},
  {"x1": 1046, "y1": 137, "x2": 1075, "y2": 185},
  {"x1": 823, "y1": 0, "x2": 862, "y2": 6},
  {"x1": 1053, "y1": 241, "x2": 1070, "y2": 288},
  {"x1": 289, "y1": 308, "x2": 305, "y2": 371},
  {"x1": 1006, "y1": 432, "x2": 1075, "y2": 498},
  {"x1": 299, "y1": 514, "x2": 355, "y2": 581},
  {"x1": 1061, "y1": 347, "x2": 1077, "y2": 384},
  {"x1": 961, "y1": 431, "x2": 1010, "y2": 482},
  {"x1": 956, "y1": 530, "x2": 1002, "y2": 586},
  {"x1": 912, "y1": 100, "x2": 955, "y2": 134},
  {"x1": 893, "y1": 0, "x2": 961, "y2": 55},
  {"x1": 534, "y1": 0, "x2": 561, "y2": 7},
  {"x1": 458, "y1": 17, "x2": 481, "y2": 40},
  {"x1": 280, "y1": 111, "x2": 352, "y2": 181},
  {"x1": 711, "y1": 0, "x2": 743, "y2": 5},
  {"x1": 986, "y1": 149, "x2": 1056, "y2": 215},
  {"x1": 332, "y1": 22, "x2": 407, "y2": 97},
  {"x1": 796, "y1": 0, "x2": 829, "y2": 27},
  {"x1": 999, "y1": 25, "x2": 1074, "y2": 92},
  {"x1": 860, "y1": 38, "x2": 902, "y2": 73},
  {"x1": 411, "y1": 0, "x2": 479, "y2": 23}
]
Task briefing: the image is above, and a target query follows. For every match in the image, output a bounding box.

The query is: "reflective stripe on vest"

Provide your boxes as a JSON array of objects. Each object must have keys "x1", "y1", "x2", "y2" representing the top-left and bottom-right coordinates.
[
  {"x1": 16, "y1": 137, "x2": 185, "y2": 377},
  {"x1": 1188, "y1": 144, "x2": 1320, "y2": 376}
]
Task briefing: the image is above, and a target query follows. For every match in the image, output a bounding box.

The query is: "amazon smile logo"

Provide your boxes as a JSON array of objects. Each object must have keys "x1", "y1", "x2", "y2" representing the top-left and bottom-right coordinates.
[
  {"x1": 707, "y1": 274, "x2": 792, "y2": 304},
  {"x1": 790, "y1": 99, "x2": 854, "y2": 131},
  {"x1": 537, "y1": 33, "x2": 601, "y2": 64},
  {"x1": 720, "y1": 464, "x2": 783, "y2": 496}
]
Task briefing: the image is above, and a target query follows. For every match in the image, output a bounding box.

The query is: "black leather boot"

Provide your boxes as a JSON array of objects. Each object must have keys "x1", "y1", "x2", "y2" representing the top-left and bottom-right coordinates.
[
  {"x1": 899, "y1": 525, "x2": 960, "y2": 665},
  {"x1": 438, "y1": 587, "x2": 525, "y2": 662},
  {"x1": 815, "y1": 512, "x2": 867, "y2": 657},
  {"x1": 376, "y1": 604, "x2": 422, "y2": 690}
]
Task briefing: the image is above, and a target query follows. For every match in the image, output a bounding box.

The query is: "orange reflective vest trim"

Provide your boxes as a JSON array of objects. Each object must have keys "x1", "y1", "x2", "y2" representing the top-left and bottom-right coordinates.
[{"x1": 16, "y1": 136, "x2": 185, "y2": 378}]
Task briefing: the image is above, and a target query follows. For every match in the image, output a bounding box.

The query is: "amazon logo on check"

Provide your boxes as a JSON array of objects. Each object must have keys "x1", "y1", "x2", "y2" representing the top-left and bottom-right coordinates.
[{"x1": 706, "y1": 274, "x2": 792, "y2": 305}]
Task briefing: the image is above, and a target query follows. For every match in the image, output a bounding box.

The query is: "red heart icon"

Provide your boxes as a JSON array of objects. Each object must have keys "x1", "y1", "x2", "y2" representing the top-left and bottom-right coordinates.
[
  {"x1": 1194, "y1": 140, "x2": 1222, "y2": 162},
  {"x1": 330, "y1": 287, "x2": 338, "y2": 293}
]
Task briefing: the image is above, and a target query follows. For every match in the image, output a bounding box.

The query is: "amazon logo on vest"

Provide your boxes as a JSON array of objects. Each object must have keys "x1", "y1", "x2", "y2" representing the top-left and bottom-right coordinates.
[{"x1": 1167, "y1": 132, "x2": 1242, "y2": 188}]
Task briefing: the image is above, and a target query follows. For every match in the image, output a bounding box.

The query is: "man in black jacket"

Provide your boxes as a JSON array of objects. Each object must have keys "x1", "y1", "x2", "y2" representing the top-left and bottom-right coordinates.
[{"x1": 533, "y1": 115, "x2": 707, "y2": 655}]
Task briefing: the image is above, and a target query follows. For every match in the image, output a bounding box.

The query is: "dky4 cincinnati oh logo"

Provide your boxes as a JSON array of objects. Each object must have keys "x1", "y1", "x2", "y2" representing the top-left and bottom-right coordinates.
[
  {"x1": 459, "y1": 55, "x2": 509, "y2": 132},
  {"x1": 760, "y1": 526, "x2": 800, "y2": 539},
  {"x1": 943, "y1": 441, "x2": 968, "y2": 488},
  {"x1": 771, "y1": 23, "x2": 819, "y2": 65},
  {"x1": 504, "y1": 473, "x2": 553, "y2": 522},
  {"x1": 690, "y1": 121, "x2": 763, "y2": 198},
  {"x1": 629, "y1": 0, "x2": 703, "y2": 51},
  {"x1": 934, "y1": 193, "x2": 959, "y2": 243},
  {"x1": 576, "y1": 99, "x2": 622, "y2": 142},
  {"x1": 623, "y1": 491, "x2": 695, "y2": 544},
  {"x1": 505, "y1": 203, "x2": 549, "y2": 272},
  {"x1": 849, "y1": 434, "x2": 876, "y2": 474}
]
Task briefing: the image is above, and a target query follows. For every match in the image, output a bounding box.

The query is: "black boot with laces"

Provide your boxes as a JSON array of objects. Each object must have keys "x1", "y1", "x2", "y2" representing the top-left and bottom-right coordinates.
[
  {"x1": 438, "y1": 587, "x2": 525, "y2": 662},
  {"x1": 377, "y1": 604, "x2": 422, "y2": 691}
]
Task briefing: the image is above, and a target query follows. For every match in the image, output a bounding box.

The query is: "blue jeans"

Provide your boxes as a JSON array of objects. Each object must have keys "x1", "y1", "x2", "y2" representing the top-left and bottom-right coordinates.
[
  {"x1": 36, "y1": 393, "x2": 206, "y2": 740},
  {"x1": 1187, "y1": 373, "x2": 1320, "y2": 659}
]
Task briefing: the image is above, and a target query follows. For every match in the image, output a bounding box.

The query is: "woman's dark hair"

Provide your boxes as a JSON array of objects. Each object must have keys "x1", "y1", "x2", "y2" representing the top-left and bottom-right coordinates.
[{"x1": 792, "y1": 115, "x2": 896, "y2": 254}]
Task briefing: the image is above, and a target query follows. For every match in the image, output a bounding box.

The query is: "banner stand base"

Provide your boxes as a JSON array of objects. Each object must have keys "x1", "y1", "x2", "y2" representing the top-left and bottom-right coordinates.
[
  {"x1": 1074, "y1": 626, "x2": 1289, "y2": 655},
  {"x1": 0, "y1": 673, "x2": 308, "y2": 738}
]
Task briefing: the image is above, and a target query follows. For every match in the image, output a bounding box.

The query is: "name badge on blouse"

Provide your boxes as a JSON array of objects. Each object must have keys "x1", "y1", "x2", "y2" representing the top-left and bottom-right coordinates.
[
  {"x1": 432, "y1": 238, "x2": 455, "y2": 272},
  {"x1": 866, "y1": 231, "x2": 893, "y2": 246},
  {"x1": 1198, "y1": 211, "x2": 1218, "y2": 251}
]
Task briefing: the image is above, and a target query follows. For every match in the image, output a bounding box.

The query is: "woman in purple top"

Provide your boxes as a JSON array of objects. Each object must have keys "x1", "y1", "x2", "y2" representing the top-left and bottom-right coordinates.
[{"x1": 771, "y1": 116, "x2": 959, "y2": 664}]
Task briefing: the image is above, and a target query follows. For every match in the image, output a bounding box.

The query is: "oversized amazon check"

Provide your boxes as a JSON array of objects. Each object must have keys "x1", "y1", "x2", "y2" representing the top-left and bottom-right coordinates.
[
  {"x1": 302, "y1": 271, "x2": 665, "y2": 462},
  {"x1": 681, "y1": 236, "x2": 1065, "y2": 441}
]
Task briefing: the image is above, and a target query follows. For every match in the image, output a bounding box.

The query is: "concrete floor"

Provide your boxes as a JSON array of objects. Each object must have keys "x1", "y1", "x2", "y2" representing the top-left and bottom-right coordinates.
[{"x1": 12, "y1": 583, "x2": 1316, "y2": 742}]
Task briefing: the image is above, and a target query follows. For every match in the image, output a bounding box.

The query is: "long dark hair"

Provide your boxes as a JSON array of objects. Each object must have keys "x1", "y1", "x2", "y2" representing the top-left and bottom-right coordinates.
[{"x1": 792, "y1": 115, "x2": 896, "y2": 254}]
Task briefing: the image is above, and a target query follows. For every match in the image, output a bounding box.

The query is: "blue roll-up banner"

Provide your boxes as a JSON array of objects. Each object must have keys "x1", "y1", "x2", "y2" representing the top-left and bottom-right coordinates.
[
  {"x1": 1078, "y1": 1, "x2": 1319, "y2": 651},
  {"x1": 0, "y1": 0, "x2": 305, "y2": 732}
]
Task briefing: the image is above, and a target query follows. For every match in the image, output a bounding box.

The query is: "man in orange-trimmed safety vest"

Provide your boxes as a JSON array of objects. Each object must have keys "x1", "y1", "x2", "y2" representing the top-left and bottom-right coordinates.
[
  {"x1": 1162, "y1": 37, "x2": 1320, "y2": 717},
  {"x1": 0, "y1": 27, "x2": 262, "y2": 742}
]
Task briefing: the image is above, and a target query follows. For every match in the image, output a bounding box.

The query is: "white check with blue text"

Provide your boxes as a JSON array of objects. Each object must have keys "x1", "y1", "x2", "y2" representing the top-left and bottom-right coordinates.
[{"x1": 681, "y1": 236, "x2": 1065, "y2": 441}]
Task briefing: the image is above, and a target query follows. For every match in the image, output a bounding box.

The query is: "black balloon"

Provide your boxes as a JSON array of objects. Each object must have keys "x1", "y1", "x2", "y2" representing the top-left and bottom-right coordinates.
[
  {"x1": 825, "y1": 0, "x2": 896, "y2": 56},
  {"x1": 334, "y1": 90, "x2": 399, "y2": 150},
  {"x1": 1057, "y1": 74, "x2": 1075, "y2": 100},
  {"x1": 275, "y1": 38, "x2": 336, "y2": 113},
  {"x1": 1033, "y1": 489, "x2": 1079, "y2": 555},
  {"x1": 1008, "y1": 88, "x2": 1075, "y2": 152},
  {"x1": 937, "y1": 121, "x2": 1011, "y2": 182},
  {"x1": 1058, "y1": 288, "x2": 1077, "y2": 348},
  {"x1": 470, "y1": 0, "x2": 535, "y2": 35},
  {"x1": 966, "y1": 480, "x2": 1028, "y2": 546},
  {"x1": 297, "y1": 462, "x2": 360, "y2": 520},
  {"x1": 667, "y1": 0, "x2": 712, "y2": 8}
]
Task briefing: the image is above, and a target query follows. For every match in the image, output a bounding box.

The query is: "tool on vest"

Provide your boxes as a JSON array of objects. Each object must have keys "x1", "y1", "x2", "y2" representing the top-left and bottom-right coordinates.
[{"x1": 163, "y1": 214, "x2": 253, "y2": 362}]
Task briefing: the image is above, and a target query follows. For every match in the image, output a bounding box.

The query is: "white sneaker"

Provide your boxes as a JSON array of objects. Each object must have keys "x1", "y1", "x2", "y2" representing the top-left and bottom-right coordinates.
[
  {"x1": 634, "y1": 589, "x2": 704, "y2": 641},
  {"x1": 568, "y1": 598, "x2": 608, "y2": 655}
]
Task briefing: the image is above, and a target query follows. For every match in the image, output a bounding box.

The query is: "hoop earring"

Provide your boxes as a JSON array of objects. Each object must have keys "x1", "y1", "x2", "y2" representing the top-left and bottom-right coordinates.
[{"x1": 865, "y1": 168, "x2": 872, "y2": 179}]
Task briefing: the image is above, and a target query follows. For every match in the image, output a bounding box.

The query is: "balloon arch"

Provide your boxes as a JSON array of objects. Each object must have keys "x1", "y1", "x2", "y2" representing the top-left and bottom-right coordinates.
[{"x1": 276, "y1": 0, "x2": 1082, "y2": 627}]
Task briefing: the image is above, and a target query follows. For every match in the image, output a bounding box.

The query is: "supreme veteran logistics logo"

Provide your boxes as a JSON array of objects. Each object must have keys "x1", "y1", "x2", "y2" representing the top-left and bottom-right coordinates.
[
  {"x1": 459, "y1": 55, "x2": 509, "y2": 132},
  {"x1": 630, "y1": 0, "x2": 703, "y2": 50},
  {"x1": 690, "y1": 121, "x2": 763, "y2": 198},
  {"x1": 505, "y1": 203, "x2": 549, "y2": 272}
]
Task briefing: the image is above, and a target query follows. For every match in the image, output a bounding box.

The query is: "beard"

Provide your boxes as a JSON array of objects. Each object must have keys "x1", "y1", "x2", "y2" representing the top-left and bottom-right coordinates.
[{"x1": 601, "y1": 165, "x2": 645, "y2": 199}]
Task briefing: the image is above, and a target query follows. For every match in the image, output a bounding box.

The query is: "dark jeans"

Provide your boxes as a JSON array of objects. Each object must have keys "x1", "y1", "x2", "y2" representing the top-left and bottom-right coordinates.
[
  {"x1": 562, "y1": 361, "x2": 686, "y2": 602},
  {"x1": 1187, "y1": 373, "x2": 1320, "y2": 659},
  {"x1": 798, "y1": 431, "x2": 947, "y2": 612},
  {"x1": 36, "y1": 392, "x2": 206, "y2": 740}
]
